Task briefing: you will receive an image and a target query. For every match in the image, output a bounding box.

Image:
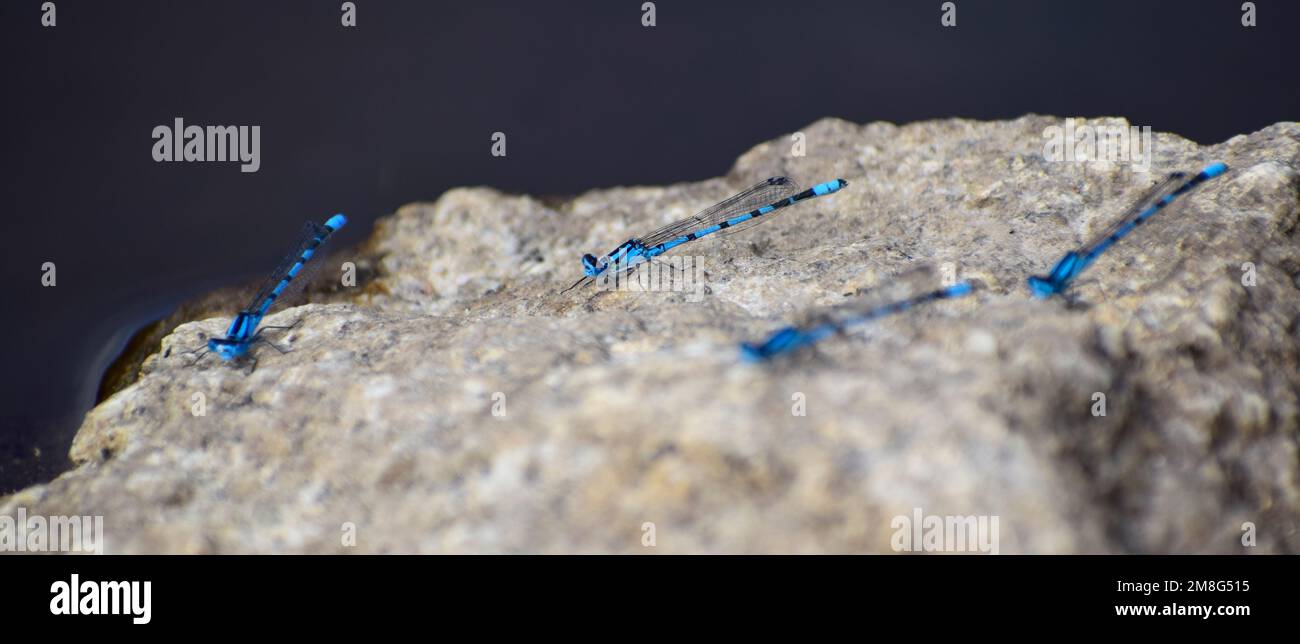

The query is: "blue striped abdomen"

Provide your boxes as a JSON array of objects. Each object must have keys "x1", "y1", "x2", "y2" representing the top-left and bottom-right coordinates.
[{"x1": 253, "y1": 215, "x2": 347, "y2": 315}]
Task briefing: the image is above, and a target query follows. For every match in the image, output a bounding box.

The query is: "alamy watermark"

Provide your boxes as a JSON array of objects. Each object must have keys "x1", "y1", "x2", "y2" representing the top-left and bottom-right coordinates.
[
  {"x1": 1, "y1": 507, "x2": 104, "y2": 554},
  {"x1": 1042, "y1": 118, "x2": 1152, "y2": 173},
  {"x1": 152, "y1": 117, "x2": 261, "y2": 172},
  {"x1": 594, "y1": 255, "x2": 706, "y2": 302},
  {"x1": 890, "y1": 507, "x2": 999, "y2": 554}
]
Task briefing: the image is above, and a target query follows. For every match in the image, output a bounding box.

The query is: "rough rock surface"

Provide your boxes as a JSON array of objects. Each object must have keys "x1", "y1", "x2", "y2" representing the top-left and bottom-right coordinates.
[{"x1": 4, "y1": 116, "x2": 1298, "y2": 554}]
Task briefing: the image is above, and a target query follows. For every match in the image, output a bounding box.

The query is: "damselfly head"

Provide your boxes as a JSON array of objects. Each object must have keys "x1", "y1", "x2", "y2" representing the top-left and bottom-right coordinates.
[
  {"x1": 740, "y1": 327, "x2": 803, "y2": 362},
  {"x1": 581, "y1": 253, "x2": 607, "y2": 277},
  {"x1": 739, "y1": 342, "x2": 767, "y2": 362},
  {"x1": 1026, "y1": 275, "x2": 1061, "y2": 299},
  {"x1": 208, "y1": 337, "x2": 248, "y2": 361}
]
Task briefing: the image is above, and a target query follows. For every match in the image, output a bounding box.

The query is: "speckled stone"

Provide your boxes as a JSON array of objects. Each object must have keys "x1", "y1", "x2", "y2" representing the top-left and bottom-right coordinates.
[{"x1": 4, "y1": 116, "x2": 1297, "y2": 553}]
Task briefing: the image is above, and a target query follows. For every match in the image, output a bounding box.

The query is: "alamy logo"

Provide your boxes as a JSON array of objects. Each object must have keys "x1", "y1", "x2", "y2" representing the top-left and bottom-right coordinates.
[
  {"x1": 152, "y1": 117, "x2": 261, "y2": 172},
  {"x1": 890, "y1": 507, "x2": 999, "y2": 554},
  {"x1": 50, "y1": 574, "x2": 151, "y2": 625},
  {"x1": 1042, "y1": 117, "x2": 1152, "y2": 173},
  {"x1": 0, "y1": 507, "x2": 104, "y2": 554},
  {"x1": 594, "y1": 255, "x2": 707, "y2": 302}
]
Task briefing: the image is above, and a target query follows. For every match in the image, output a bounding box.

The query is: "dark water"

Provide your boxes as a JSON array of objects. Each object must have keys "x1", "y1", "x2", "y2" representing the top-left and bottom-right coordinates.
[{"x1": 1, "y1": 0, "x2": 1296, "y2": 493}]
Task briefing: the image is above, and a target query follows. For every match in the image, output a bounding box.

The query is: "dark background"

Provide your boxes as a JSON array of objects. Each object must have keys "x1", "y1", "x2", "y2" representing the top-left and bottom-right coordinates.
[{"x1": 1, "y1": 0, "x2": 1296, "y2": 493}]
